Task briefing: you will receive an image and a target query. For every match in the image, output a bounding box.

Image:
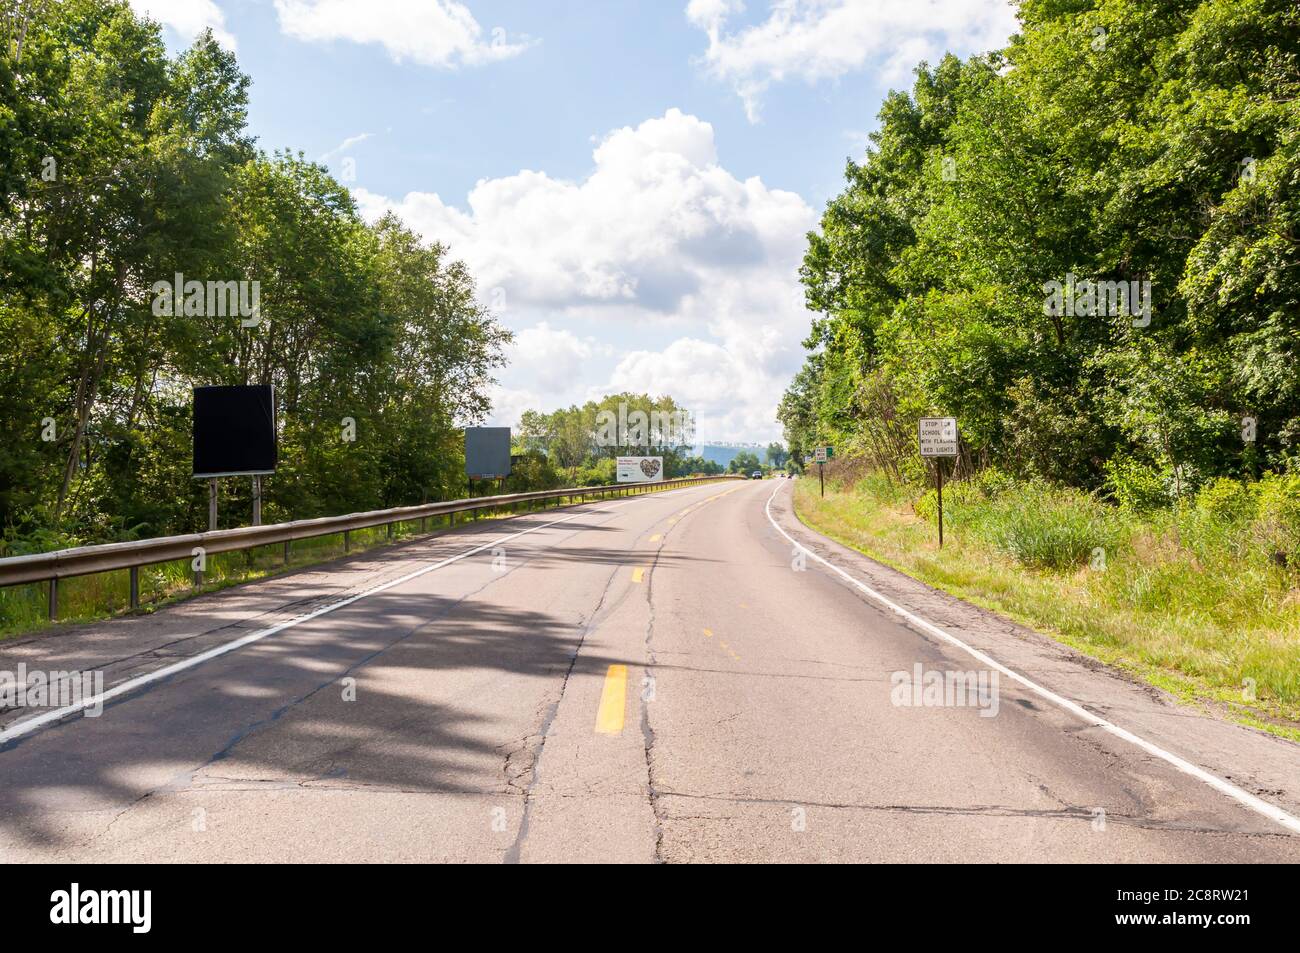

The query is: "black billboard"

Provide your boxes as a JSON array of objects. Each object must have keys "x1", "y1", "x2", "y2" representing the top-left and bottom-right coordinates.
[{"x1": 193, "y1": 385, "x2": 277, "y2": 478}]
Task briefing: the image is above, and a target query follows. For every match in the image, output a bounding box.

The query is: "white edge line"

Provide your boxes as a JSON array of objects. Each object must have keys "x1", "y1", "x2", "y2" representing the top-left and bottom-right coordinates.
[
  {"x1": 0, "y1": 482, "x2": 723, "y2": 747},
  {"x1": 765, "y1": 480, "x2": 1300, "y2": 836}
]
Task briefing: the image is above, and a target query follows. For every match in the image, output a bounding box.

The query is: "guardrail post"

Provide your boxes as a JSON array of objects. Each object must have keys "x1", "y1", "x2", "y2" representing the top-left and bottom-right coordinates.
[
  {"x1": 387, "y1": 521, "x2": 394, "y2": 539},
  {"x1": 344, "y1": 530, "x2": 351, "y2": 553},
  {"x1": 129, "y1": 566, "x2": 139, "y2": 609},
  {"x1": 48, "y1": 577, "x2": 58, "y2": 621},
  {"x1": 283, "y1": 541, "x2": 290, "y2": 565}
]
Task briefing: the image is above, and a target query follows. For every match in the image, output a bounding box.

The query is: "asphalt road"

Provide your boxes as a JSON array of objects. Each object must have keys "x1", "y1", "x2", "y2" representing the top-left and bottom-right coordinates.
[{"x1": 1, "y1": 478, "x2": 1298, "y2": 862}]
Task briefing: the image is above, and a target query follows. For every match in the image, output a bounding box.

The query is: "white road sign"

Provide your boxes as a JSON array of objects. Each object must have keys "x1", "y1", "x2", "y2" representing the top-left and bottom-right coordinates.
[
  {"x1": 918, "y1": 417, "x2": 958, "y2": 457},
  {"x1": 814, "y1": 447, "x2": 828, "y2": 463}
]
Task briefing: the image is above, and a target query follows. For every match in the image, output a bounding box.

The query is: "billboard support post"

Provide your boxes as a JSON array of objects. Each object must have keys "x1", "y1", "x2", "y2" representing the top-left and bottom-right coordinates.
[
  {"x1": 252, "y1": 474, "x2": 262, "y2": 526},
  {"x1": 208, "y1": 478, "x2": 218, "y2": 532}
]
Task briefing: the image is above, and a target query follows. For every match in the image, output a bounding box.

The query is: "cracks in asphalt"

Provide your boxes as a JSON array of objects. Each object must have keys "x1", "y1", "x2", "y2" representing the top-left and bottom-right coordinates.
[
  {"x1": 85, "y1": 788, "x2": 157, "y2": 849},
  {"x1": 74, "y1": 561, "x2": 533, "y2": 848},
  {"x1": 194, "y1": 775, "x2": 515, "y2": 796},
  {"x1": 502, "y1": 525, "x2": 628, "y2": 864},
  {"x1": 650, "y1": 789, "x2": 1294, "y2": 837},
  {"x1": 639, "y1": 656, "x2": 891, "y2": 683},
  {"x1": 46, "y1": 499, "x2": 625, "y2": 859},
  {"x1": 639, "y1": 533, "x2": 670, "y2": 865},
  {"x1": 499, "y1": 730, "x2": 541, "y2": 796}
]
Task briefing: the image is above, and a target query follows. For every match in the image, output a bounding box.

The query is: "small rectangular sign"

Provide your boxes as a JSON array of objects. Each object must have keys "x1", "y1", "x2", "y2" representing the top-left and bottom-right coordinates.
[
  {"x1": 617, "y1": 456, "x2": 664, "y2": 483},
  {"x1": 814, "y1": 447, "x2": 828, "y2": 463},
  {"x1": 918, "y1": 417, "x2": 959, "y2": 457}
]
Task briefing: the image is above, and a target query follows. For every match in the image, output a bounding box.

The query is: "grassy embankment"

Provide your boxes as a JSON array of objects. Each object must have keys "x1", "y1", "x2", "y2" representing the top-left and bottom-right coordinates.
[{"x1": 794, "y1": 469, "x2": 1300, "y2": 742}]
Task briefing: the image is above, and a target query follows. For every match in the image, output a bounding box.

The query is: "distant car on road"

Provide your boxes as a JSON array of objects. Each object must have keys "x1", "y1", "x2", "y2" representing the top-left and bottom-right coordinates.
[{"x1": 751, "y1": 470, "x2": 763, "y2": 480}]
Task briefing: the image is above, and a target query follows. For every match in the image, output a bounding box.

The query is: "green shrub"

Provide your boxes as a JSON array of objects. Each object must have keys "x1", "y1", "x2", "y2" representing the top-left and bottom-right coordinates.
[
  {"x1": 1196, "y1": 477, "x2": 1258, "y2": 525},
  {"x1": 1103, "y1": 457, "x2": 1170, "y2": 511},
  {"x1": 975, "y1": 485, "x2": 1118, "y2": 571},
  {"x1": 913, "y1": 487, "x2": 937, "y2": 522},
  {"x1": 857, "y1": 471, "x2": 911, "y2": 506},
  {"x1": 970, "y1": 466, "x2": 1017, "y2": 498},
  {"x1": 576, "y1": 457, "x2": 617, "y2": 486},
  {"x1": 1250, "y1": 473, "x2": 1300, "y2": 568}
]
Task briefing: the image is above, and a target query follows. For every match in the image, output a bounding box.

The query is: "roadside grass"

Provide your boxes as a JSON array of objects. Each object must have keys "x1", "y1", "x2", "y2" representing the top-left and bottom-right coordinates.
[
  {"x1": 0, "y1": 480, "x2": 716, "y2": 640},
  {"x1": 793, "y1": 475, "x2": 1300, "y2": 742}
]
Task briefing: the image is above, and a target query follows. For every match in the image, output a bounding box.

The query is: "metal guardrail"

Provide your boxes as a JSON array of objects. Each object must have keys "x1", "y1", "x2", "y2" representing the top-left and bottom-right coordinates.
[{"x1": 0, "y1": 475, "x2": 743, "y2": 620}]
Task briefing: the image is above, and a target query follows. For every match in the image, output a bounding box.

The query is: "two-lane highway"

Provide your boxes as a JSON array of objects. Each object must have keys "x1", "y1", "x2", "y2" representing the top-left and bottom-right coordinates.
[{"x1": 1, "y1": 478, "x2": 1298, "y2": 862}]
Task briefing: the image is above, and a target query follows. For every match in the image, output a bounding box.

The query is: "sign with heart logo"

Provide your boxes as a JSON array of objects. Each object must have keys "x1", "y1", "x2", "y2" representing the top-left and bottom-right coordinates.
[{"x1": 617, "y1": 456, "x2": 664, "y2": 483}]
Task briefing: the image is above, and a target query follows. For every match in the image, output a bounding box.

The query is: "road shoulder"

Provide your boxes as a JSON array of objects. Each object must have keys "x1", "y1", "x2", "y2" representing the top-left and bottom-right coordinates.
[{"x1": 765, "y1": 479, "x2": 1300, "y2": 830}]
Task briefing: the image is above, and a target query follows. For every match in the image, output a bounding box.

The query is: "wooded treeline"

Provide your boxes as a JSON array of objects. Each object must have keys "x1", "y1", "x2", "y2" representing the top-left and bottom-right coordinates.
[
  {"x1": 512, "y1": 394, "x2": 725, "y2": 487},
  {"x1": 0, "y1": 0, "x2": 510, "y2": 552},
  {"x1": 781, "y1": 0, "x2": 1299, "y2": 507}
]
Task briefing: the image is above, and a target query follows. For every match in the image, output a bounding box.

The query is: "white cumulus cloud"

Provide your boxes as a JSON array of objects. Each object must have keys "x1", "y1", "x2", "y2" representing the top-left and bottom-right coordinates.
[
  {"x1": 356, "y1": 108, "x2": 817, "y2": 442},
  {"x1": 689, "y1": 0, "x2": 1020, "y2": 121},
  {"x1": 508, "y1": 323, "x2": 611, "y2": 395},
  {"x1": 130, "y1": 0, "x2": 236, "y2": 49},
  {"x1": 274, "y1": 0, "x2": 533, "y2": 68}
]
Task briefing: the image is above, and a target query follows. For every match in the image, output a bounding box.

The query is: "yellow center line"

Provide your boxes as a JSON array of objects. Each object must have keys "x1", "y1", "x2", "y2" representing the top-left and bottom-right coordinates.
[
  {"x1": 649, "y1": 534, "x2": 662, "y2": 543},
  {"x1": 655, "y1": 484, "x2": 743, "y2": 533},
  {"x1": 594, "y1": 664, "x2": 628, "y2": 735},
  {"x1": 703, "y1": 628, "x2": 713, "y2": 638},
  {"x1": 631, "y1": 567, "x2": 645, "y2": 583}
]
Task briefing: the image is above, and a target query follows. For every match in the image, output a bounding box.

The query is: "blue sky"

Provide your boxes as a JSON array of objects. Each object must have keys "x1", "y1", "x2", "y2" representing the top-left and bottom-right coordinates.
[{"x1": 134, "y1": 0, "x2": 1020, "y2": 442}]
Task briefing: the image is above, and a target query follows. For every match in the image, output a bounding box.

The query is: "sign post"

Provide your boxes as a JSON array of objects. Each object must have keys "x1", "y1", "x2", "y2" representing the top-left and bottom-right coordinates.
[{"x1": 918, "y1": 418, "x2": 958, "y2": 548}]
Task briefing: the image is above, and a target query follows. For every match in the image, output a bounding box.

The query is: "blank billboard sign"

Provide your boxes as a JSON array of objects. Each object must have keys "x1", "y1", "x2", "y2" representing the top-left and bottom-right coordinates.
[
  {"x1": 193, "y1": 385, "x2": 277, "y2": 478},
  {"x1": 465, "y1": 427, "x2": 511, "y2": 479}
]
